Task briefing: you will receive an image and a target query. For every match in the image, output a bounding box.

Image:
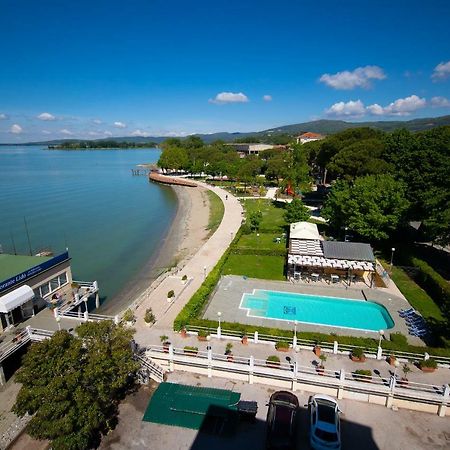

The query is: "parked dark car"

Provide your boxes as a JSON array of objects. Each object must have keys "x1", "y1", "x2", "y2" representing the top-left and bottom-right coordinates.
[{"x1": 266, "y1": 390, "x2": 299, "y2": 450}]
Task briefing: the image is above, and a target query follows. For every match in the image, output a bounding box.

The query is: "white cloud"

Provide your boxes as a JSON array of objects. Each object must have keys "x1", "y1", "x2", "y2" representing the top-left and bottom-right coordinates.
[
  {"x1": 10, "y1": 124, "x2": 23, "y2": 134},
  {"x1": 41, "y1": 130, "x2": 52, "y2": 135},
  {"x1": 209, "y1": 92, "x2": 249, "y2": 104},
  {"x1": 263, "y1": 95, "x2": 272, "y2": 102},
  {"x1": 103, "y1": 131, "x2": 113, "y2": 137},
  {"x1": 325, "y1": 100, "x2": 366, "y2": 118},
  {"x1": 367, "y1": 94, "x2": 426, "y2": 116},
  {"x1": 431, "y1": 96, "x2": 450, "y2": 108},
  {"x1": 319, "y1": 65, "x2": 386, "y2": 90},
  {"x1": 114, "y1": 121, "x2": 127, "y2": 128},
  {"x1": 431, "y1": 61, "x2": 450, "y2": 81},
  {"x1": 93, "y1": 119, "x2": 102, "y2": 124},
  {"x1": 131, "y1": 129, "x2": 151, "y2": 137},
  {"x1": 60, "y1": 129, "x2": 74, "y2": 136},
  {"x1": 0, "y1": 113, "x2": 7, "y2": 120},
  {"x1": 37, "y1": 112, "x2": 56, "y2": 121}
]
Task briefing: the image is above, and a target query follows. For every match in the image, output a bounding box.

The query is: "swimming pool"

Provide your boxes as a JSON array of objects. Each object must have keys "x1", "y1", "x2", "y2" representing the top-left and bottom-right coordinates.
[{"x1": 239, "y1": 289, "x2": 394, "y2": 331}]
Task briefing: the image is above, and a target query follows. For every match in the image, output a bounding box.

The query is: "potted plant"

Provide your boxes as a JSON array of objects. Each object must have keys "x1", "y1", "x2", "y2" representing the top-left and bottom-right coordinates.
[
  {"x1": 167, "y1": 290, "x2": 175, "y2": 302},
  {"x1": 314, "y1": 342, "x2": 321, "y2": 357},
  {"x1": 387, "y1": 353, "x2": 397, "y2": 366},
  {"x1": 180, "y1": 326, "x2": 187, "y2": 338},
  {"x1": 354, "y1": 369, "x2": 372, "y2": 382},
  {"x1": 197, "y1": 329, "x2": 210, "y2": 341},
  {"x1": 184, "y1": 345, "x2": 198, "y2": 355},
  {"x1": 123, "y1": 309, "x2": 135, "y2": 325},
  {"x1": 143, "y1": 308, "x2": 155, "y2": 326},
  {"x1": 317, "y1": 354, "x2": 327, "y2": 375},
  {"x1": 181, "y1": 274, "x2": 188, "y2": 285},
  {"x1": 399, "y1": 363, "x2": 411, "y2": 386},
  {"x1": 241, "y1": 331, "x2": 248, "y2": 345},
  {"x1": 418, "y1": 358, "x2": 437, "y2": 373},
  {"x1": 160, "y1": 335, "x2": 170, "y2": 352},
  {"x1": 275, "y1": 341, "x2": 290, "y2": 352},
  {"x1": 266, "y1": 355, "x2": 280, "y2": 368},
  {"x1": 351, "y1": 347, "x2": 366, "y2": 362},
  {"x1": 225, "y1": 343, "x2": 233, "y2": 361}
]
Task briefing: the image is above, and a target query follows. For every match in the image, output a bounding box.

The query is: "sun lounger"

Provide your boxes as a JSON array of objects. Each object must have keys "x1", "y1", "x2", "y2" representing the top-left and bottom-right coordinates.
[{"x1": 398, "y1": 308, "x2": 415, "y2": 317}]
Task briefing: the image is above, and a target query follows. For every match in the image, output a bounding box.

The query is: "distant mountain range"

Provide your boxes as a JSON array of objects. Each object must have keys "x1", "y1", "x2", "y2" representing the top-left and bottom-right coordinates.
[{"x1": 6, "y1": 115, "x2": 450, "y2": 145}]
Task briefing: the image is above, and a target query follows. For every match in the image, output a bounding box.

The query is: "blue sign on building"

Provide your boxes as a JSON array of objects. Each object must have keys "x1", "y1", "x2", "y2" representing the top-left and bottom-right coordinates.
[{"x1": 0, "y1": 251, "x2": 70, "y2": 294}]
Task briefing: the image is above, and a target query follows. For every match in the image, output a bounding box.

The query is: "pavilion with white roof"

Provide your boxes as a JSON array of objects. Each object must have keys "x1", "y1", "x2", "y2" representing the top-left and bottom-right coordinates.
[{"x1": 287, "y1": 222, "x2": 375, "y2": 282}]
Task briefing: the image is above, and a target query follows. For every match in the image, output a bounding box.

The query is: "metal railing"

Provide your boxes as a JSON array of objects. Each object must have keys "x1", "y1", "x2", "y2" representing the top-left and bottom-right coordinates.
[
  {"x1": 185, "y1": 325, "x2": 450, "y2": 367},
  {"x1": 135, "y1": 354, "x2": 165, "y2": 383},
  {"x1": 147, "y1": 344, "x2": 450, "y2": 414}
]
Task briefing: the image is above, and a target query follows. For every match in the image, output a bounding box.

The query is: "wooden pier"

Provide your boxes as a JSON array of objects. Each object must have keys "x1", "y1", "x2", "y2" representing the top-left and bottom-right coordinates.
[{"x1": 149, "y1": 172, "x2": 197, "y2": 187}]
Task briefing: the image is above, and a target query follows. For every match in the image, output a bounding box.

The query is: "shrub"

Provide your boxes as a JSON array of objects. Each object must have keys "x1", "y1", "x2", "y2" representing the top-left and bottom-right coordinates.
[
  {"x1": 182, "y1": 274, "x2": 188, "y2": 281},
  {"x1": 122, "y1": 309, "x2": 135, "y2": 323},
  {"x1": 319, "y1": 354, "x2": 327, "y2": 366},
  {"x1": 167, "y1": 290, "x2": 175, "y2": 298},
  {"x1": 419, "y1": 358, "x2": 437, "y2": 369},
  {"x1": 160, "y1": 335, "x2": 169, "y2": 344},
  {"x1": 225, "y1": 343, "x2": 233, "y2": 354},
  {"x1": 184, "y1": 346, "x2": 198, "y2": 352},
  {"x1": 197, "y1": 329, "x2": 209, "y2": 338},
  {"x1": 410, "y1": 257, "x2": 450, "y2": 310},
  {"x1": 144, "y1": 308, "x2": 155, "y2": 324},
  {"x1": 275, "y1": 341, "x2": 290, "y2": 350},
  {"x1": 390, "y1": 333, "x2": 408, "y2": 346},
  {"x1": 354, "y1": 369, "x2": 372, "y2": 377},
  {"x1": 352, "y1": 347, "x2": 364, "y2": 359},
  {"x1": 402, "y1": 363, "x2": 411, "y2": 378},
  {"x1": 266, "y1": 355, "x2": 280, "y2": 363}
]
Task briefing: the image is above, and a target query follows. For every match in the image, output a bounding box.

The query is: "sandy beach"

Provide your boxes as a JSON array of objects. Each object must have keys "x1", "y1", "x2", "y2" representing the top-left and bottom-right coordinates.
[{"x1": 97, "y1": 184, "x2": 210, "y2": 315}]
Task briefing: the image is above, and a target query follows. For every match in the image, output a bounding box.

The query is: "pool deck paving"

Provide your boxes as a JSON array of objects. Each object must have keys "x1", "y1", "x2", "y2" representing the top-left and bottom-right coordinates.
[{"x1": 203, "y1": 275, "x2": 420, "y2": 343}]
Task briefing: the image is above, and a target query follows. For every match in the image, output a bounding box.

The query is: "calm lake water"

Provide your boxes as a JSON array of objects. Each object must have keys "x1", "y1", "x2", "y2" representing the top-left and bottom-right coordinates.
[{"x1": 0, "y1": 146, "x2": 177, "y2": 309}]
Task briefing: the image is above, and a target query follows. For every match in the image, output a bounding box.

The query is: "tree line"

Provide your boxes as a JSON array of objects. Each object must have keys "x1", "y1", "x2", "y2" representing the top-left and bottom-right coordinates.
[{"x1": 157, "y1": 127, "x2": 450, "y2": 245}]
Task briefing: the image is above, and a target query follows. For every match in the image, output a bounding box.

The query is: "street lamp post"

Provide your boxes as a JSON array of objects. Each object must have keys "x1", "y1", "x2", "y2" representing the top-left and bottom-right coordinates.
[
  {"x1": 344, "y1": 227, "x2": 349, "y2": 242},
  {"x1": 203, "y1": 265, "x2": 207, "y2": 279},
  {"x1": 217, "y1": 311, "x2": 222, "y2": 339},
  {"x1": 389, "y1": 247, "x2": 396, "y2": 274},
  {"x1": 377, "y1": 329, "x2": 384, "y2": 360},
  {"x1": 55, "y1": 315, "x2": 61, "y2": 331},
  {"x1": 293, "y1": 320, "x2": 298, "y2": 350}
]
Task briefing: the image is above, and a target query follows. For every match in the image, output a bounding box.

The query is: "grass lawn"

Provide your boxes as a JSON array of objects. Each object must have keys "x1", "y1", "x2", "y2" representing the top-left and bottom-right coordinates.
[
  {"x1": 236, "y1": 233, "x2": 287, "y2": 250},
  {"x1": 206, "y1": 190, "x2": 224, "y2": 235},
  {"x1": 243, "y1": 199, "x2": 287, "y2": 231},
  {"x1": 222, "y1": 254, "x2": 286, "y2": 281},
  {"x1": 389, "y1": 265, "x2": 444, "y2": 321}
]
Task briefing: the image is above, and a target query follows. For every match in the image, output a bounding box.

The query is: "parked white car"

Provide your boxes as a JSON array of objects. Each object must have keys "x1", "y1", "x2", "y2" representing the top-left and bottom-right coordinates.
[{"x1": 306, "y1": 394, "x2": 342, "y2": 450}]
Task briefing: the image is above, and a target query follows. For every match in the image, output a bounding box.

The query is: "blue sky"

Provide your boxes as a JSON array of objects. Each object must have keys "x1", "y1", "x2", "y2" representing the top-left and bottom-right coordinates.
[{"x1": 1, "y1": 0, "x2": 449, "y2": 142}]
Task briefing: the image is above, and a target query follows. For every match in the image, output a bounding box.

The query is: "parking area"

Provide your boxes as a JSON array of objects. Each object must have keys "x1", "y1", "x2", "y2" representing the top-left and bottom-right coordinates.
[{"x1": 99, "y1": 372, "x2": 450, "y2": 450}]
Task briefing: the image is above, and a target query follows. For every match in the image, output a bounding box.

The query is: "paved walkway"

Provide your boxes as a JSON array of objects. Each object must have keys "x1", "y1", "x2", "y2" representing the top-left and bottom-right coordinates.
[{"x1": 133, "y1": 180, "x2": 243, "y2": 339}]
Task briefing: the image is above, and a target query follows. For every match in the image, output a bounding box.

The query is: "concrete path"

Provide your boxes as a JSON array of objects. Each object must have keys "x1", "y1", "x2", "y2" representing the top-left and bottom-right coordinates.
[{"x1": 133, "y1": 181, "x2": 243, "y2": 340}]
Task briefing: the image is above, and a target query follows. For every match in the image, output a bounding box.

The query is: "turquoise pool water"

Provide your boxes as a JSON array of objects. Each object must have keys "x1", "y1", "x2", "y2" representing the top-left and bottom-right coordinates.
[{"x1": 240, "y1": 290, "x2": 394, "y2": 331}]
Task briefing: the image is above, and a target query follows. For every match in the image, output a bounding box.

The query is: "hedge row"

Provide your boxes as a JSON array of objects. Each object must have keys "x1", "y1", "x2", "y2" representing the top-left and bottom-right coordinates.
[
  {"x1": 409, "y1": 256, "x2": 450, "y2": 313},
  {"x1": 173, "y1": 228, "x2": 243, "y2": 330},
  {"x1": 185, "y1": 317, "x2": 450, "y2": 357}
]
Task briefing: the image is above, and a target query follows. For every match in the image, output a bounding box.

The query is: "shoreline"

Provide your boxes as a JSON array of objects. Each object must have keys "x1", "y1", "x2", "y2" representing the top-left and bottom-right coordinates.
[{"x1": 97, "y1": 184, "x2": 210, "y2": 315}]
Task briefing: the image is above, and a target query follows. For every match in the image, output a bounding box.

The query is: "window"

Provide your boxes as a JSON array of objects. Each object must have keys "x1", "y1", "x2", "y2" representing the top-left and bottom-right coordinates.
[
  {"x1": 50, "y1": 277, "x2": 59, "y2": 291},
  {"x1": 40, "y1": 283, "x2": 50, "y2": 297},
  {"x1": 59, "y1": 272, "x2": 68, "y2": 286}
]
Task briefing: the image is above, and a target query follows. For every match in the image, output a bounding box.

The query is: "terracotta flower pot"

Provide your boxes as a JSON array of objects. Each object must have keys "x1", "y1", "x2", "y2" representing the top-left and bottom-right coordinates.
[
  {"x1": 180, "y1": 329, "x2": 187, "y2": 338},
  {"x1": 314, "y1": 346, "x2": 321, "y2": 357},
  {"x1": 351, "y1": 356, "x2": 366, "y2": 363},
  {"x1": 388, "y1": 356, "x2": 397, "y2": 366},
  {"x1": 241, "y1": 336, "x2": 248, "y2": 345},
  {"x1": 420, "y1": 366, "x2": 436, "y2": 373}
]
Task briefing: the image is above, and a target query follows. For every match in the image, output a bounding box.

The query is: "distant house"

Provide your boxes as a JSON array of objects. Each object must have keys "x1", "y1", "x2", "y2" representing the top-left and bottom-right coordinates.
[
  {"x1": 296, "y1": 132, "x2": 325, "y2": 145},
  {"x1": 226, "y1": 143, "x2": 275, "y2": 157}
]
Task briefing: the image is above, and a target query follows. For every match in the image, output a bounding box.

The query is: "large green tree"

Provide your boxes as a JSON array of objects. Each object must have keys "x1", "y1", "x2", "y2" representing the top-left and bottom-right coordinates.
[
  {"x1": 13, "y1": 321, "x2": 138, "y2": 450},
  {"x1": 322, "y1": 174, "x2": 409, "y2": 241},
  {"x1": 284, "y1": 198, "x2": 310, "y2": 223}
]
